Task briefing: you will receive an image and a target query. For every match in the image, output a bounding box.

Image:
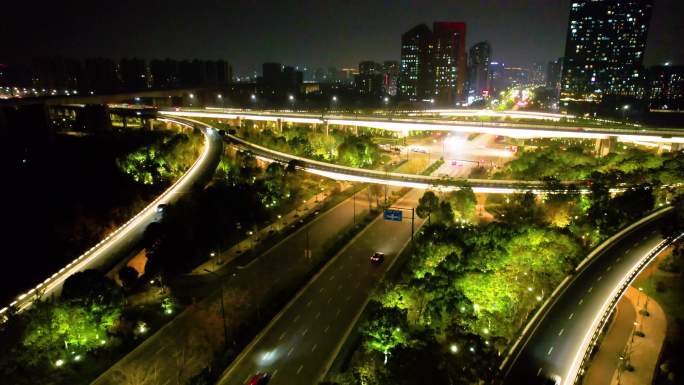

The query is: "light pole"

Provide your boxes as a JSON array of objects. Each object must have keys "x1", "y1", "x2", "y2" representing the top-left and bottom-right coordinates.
[
  {"x1": 622, "y1": 104, "x2": 630, "y2": 122},
  {"x1": 204, "y1": 269, "x2": 228, "y2": 351}
]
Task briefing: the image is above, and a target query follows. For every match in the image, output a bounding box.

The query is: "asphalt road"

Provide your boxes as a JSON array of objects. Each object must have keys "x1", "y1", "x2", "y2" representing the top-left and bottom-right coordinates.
[
  {"x1": 90, "y1": 182, "x2": 383, "y2": 384},
  {"x1": 216, "y1": 188, "x2": 425, "y2": 385},
  {"x1": 503, "y1": 215, "x2": 669, "y2": 385},
  {"x1": 2, "y1": 119, "x2": 222, "y2": 316}
]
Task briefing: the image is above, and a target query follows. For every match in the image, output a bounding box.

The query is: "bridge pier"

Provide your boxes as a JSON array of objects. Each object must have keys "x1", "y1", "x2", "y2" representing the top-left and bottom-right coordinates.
[
  {"x1": 670, "y1": 143, "x2": 683, "y2": 152},
  {"x1": 595, "y1": 137, "x2": 616, "y2": 157}
]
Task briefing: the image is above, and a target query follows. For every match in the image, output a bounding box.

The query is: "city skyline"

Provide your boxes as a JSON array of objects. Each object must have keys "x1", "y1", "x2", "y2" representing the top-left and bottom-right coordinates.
[{"x1": 2, "y1": 0, "x2": 683, "y2": 77}]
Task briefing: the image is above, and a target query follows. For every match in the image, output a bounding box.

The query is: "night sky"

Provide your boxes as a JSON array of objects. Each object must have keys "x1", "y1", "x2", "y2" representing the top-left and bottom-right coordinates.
[{"x1": 2, "y1": 0, "x2": 683, "y2": 76}]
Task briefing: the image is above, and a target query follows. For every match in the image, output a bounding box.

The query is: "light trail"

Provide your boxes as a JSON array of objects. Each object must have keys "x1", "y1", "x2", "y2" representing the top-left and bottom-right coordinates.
[{"x1": 160, "y1": 109, "x2": 684, "y2": 144}]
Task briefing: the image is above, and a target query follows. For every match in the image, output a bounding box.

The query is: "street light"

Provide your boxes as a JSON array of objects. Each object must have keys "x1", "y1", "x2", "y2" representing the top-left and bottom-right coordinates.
[
  {"x1": 204, "y1": 269, "x2": 228, "y2": 351},
  {"x1": 332, "y1": 95, "x2": 338, "y2": 102}
]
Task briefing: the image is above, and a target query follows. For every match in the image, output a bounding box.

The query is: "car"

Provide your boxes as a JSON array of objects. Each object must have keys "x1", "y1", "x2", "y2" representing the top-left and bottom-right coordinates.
[
  {"x1": 539, "y1": 374, "x2": 561, "y2": 385},
  {"x1": 246, "y1": 372, "x2": 270, "y2": 385},
  {"x1": 156, "y1": 204, "x2": 168, "y2": 214},
  {"x1": 370, "y1": 252, "x2": 385, "y2": 264}
]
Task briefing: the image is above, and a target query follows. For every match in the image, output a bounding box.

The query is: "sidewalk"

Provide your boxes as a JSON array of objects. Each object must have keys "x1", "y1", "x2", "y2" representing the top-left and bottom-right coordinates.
[
  {"x1": 192, "y1": 181, "x2": 353, "y2": 274},
  {"x1": 582, "y1": 284, "x2": 667, "y2": 385},
  {"x1": 582, "y1": 290, "x2": 636, "y2": 385}
]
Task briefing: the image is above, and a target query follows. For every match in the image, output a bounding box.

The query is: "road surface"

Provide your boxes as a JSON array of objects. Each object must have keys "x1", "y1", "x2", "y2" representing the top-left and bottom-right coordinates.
[
  {"x1": 502, "y1": 214, "x2": 670, "y2": 385},
  {"x1": 1, "y1": 118, "x2": 222, "y2": 317},
  {"x1": 216, "y1": 189, "x2": 425, "y2": 385}
]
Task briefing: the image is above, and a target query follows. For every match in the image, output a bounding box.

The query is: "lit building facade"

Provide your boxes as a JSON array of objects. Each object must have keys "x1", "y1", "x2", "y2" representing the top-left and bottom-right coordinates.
[
  {"x1": 399, "y1": 22, "x2": 467, "y2": 105},
  {"x1": 647, "y1": 65, "x2": 684, "y2": 110},
  {"x1": 561, "y1": 0, "x2": 654, "y2": 103}
]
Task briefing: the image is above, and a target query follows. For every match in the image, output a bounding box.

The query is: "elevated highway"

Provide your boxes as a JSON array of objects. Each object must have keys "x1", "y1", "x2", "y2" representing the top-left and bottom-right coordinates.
[
  {"x1": 163, "y1": 114, "x2": 587, "y2": 194},
  {"x1": 501, "y1": 208, "x2": 679, "y2": 385},
  {"x1": 160, "y1": 108, "x2": 684, "y2": 146},
  {"x1": 0, "y1": 118, "x2": 222, "y2": 319}
]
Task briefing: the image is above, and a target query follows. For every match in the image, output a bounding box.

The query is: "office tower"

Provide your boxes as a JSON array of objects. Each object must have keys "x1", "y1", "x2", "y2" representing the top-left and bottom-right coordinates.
[
  {"x1": 468, "y1": 41, "x2": 491, "y2": 98},
  {"x1": 399, "y1": 24, "x2": 433, "y2": 101},
  {"x1": 432, "y1": 22, "x2": 467, "y2": 104}
]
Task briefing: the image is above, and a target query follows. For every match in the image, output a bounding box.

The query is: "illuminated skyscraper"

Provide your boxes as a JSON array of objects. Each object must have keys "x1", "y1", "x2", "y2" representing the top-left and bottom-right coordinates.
[
  {"x1": 399, "y1": 22, "x2": 467, "y2": 104},
  {"x1": 561, "y1": 0, "x2": 654, "y2": 103},
  {"x1": 432, "y1": 22, "x2": 467, "y2": 104},
  {"x1": 399, "y1": 24, "x2": 433, "y2": 101}
]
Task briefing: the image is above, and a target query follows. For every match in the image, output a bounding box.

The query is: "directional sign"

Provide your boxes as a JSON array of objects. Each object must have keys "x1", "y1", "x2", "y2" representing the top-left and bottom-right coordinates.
[{"x1": 383, "y1": 209, "x2": 403, "y2": 222}]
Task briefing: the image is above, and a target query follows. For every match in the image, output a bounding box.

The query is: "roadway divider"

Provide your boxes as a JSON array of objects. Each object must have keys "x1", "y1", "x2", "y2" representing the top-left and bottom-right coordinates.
[{"x1": 498, "y1": 206, "x2": 674, "y2": 379}]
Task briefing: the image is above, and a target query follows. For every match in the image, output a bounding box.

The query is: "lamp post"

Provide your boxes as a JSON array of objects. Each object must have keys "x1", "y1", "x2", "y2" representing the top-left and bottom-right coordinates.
[
  {"x1": 622, "y1": 104, "x2": 630, "y2": 122},
  {"x1": 203, "y1": 269, "x2": 228, "y2": 351}
]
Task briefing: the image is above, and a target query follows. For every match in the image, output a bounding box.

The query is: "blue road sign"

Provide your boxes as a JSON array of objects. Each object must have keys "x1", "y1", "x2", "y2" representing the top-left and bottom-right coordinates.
[{"x1": 383, "y1": 209, "x2": 403, "y2": 222}]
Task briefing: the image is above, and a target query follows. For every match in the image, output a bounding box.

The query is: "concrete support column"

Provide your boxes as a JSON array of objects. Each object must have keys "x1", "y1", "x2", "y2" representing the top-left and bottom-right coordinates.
[
  {"x1": 237, "y1": 117, "x2": 242, "y2": 128},
  {"x1": 670, "y1": 142, "x2": 683, "y2": 152},
  {"x1": 277, "y1": 118, "x2": 282, "y2": 133},
  {"x1": 595, "y1": 136, "x2": 617, "y2": 157},
  {"x1": 325, "y1": 122, "x2": 329, "y2": 136}
]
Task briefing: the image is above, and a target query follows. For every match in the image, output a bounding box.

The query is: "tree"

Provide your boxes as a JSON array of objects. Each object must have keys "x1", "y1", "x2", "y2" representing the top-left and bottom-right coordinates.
[
  {"x1": 447, "y1": 185, "x2": 477, "y2": 222},
  {"x1": 119, "y1": 266, "x2": 140, "y2": 289},
  {"x1": 416, "y1": 191, "x2": 440, "y2": 224},
  {"x1": 361, "y1": 301, "x2": 410, "y2": 364},
  {"x1": 62, "y1": 270, "x2": 124, "y2": 327}
]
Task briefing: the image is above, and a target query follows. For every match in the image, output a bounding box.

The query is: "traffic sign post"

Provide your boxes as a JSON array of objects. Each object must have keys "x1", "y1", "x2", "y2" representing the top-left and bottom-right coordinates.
[
  {"x1": 384, "y1": 207, "x2": 415, "y2": 241},
  {"x1": 383, "y1": 209, "x2": 403, "y2": 222}
]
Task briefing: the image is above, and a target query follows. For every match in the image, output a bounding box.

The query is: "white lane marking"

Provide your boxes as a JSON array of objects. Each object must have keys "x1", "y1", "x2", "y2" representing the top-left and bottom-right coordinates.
[
  {"x1": 579, "y1": 299, "x2": 584, "y2": 305},
  {"x1": 558, "y1": 329, "x2": 564, "y2": 336},
  {"x1": 547, "y1": 346, "x2": 554, "y2": 356},
  {"x1": 287, "y1": 347, "x2": 294, "y2": 357},
  {"x1": 311, "y1": 344, "x2": 318, "y2": 352},
  {"x1": 324, "y1": 325, "x2": 330, "y2": 333},
  {"x1": 606, "y1": 266, "x2": 612, "y2": 272},
  {"x1": 616, "y1": 257, "x2": 622, "y2": 262},
  {"x1": 297, "y1": 365, "x2": 304, "y2": 374},
  {"x1": 272, "y1": 369, "x2": 278, "y2": 378},
  {"x1": 597, "y1": 276, "x2": 603, "y2": 281},
  {"x1": 293, "y1": 314, "x2": 300, "y2": 322},
  {"x1": 315, "y1": 312, "x2": 321, "y2": 319},
  {"x1": 327, "y1": 297, "x2": 333, "y2": 304},
  {"x1": 569, "y1": 312, "x2": 575, "y2": 320},
  {"x1": 319, "y1": 287, "x2": 325, "y2": 293},
  {"x1": 329, "y1": 275, "x2": 335, "y2": 281},
  {"x1": 537, "y1": 367, "x2": 543, "y2": 376},
  {"x1": 625, "y1": 248, "x2": 631, "y2": 255},
  {"x1": 279, "y1": 332, "x2": 286, "y2": 341},
  {"x1": 306, "y1": 300, "x2": 312, "y2": 307},
  {"x1": 336, "y1": 308, "x2": 341, "y2": 316},
  {"x1": 588, "y1": 286, "x2": 593, "y2": 293},
  {"x1": 302, "y1": 328, "x2": 308, "y2": 336}
]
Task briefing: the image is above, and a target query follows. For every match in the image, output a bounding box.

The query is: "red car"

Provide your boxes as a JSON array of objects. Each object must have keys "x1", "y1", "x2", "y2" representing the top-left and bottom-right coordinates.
[
  {"x1": 370, "y1": 252, "x2": 385, "y2": 264},
  {"x1": 247, "y1": 372, "x2": 270, "y2": 385}
]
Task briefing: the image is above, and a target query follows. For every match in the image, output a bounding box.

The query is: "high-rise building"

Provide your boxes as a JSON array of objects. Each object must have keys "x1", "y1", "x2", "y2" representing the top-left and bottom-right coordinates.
[
  {"x1": 561, "y1": 0, "x2": 654, "y2": 103},
  {"x1": 468, "y1": 41, "x2": 491, "y2": 98},
  {"x1": 432, "y1": 22, "x2": 467, "y2": 104},
  {"x1": 399, "y1": 24, "x2": 433, "y2": 101},
  {"x1": 399, "y1": 22, "x2": 467, "y2": 104},
  {"x1": 647, "y1": 64, "x2": 684, "y2": 110},
  {"x1": 530, "y1": 62, "x2": 546, "y2": 85},
  {"x1": 359, "y1": 61, "x2": 383, "y2": 75},
  {"x1": 546, "y1": 57, "x2": 564, "y2": 91},
  {"x1": 383, "y1": 61, "x2": 400, "y2": 96},
  {"x1": 488, "y1": 61, "x2": 506, "y2": 92}
]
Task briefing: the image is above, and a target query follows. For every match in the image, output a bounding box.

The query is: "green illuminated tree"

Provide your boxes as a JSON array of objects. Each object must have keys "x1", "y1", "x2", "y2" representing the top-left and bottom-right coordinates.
[
  {"x1": 361, "y1": 302, "x2": 410, "y2": 365},
  {"x1": 416, "y1": 191, "x2": 440, "y2": 224}
]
